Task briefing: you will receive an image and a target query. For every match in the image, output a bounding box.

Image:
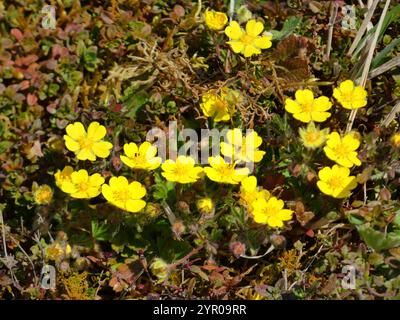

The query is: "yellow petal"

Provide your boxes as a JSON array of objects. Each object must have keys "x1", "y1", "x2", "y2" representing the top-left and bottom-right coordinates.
[
  {"x1": 225, "y1": 21, "x2": 243, "y2": 40},
  {"x1": 87, "y1": 122, "x2": 106, "y2": 140},
  {"x1": 313, "y1": 96, "x2": 332, "y2": 111},
  {"x1": 246, "y1": 19, "x2": 264, "y2": 37},
  {"x1": 339, "y1": 80, "x2": 354, "y2": 93},
  {"x1": 66, "y1": 122, "x2": 86, "y2": 140},
  {"x1": 227, "y1": 41, "x2": 245, "y2": 53},
  {"x1": 124, "y1": 143, "x2": 138, "y2": 157},
  {"x1": 318, "y1": 167, "x2": 332, "y2": 181},
  {"x1": 294, "y1": 111, "x2": 312, "y2": 123},
  {"x1": 253, "y1": 36, "x2": 272, "y2": 49},
  {"x1": 311, "y1": 111, "x2": 331, "y2": 122},
  {"x1": 129, "y1": 181, "x2": 146, "y2": 199},
  {"x1": 64, "y1": 135, "x2": 80, "y2": 152},
  {"x1": 226, "y1": 129, "x2": 242, "y2": 146},
  {"x1": 243, "y1": 45, "x2": 260, "y2": 57},
  {"x1": 285, "y1": 99, "x2": 301, "y2": 114},
  {"x1": 245, "y1": 131, "x2": 262, "y2": 148},
  {"x1": 126, "y1": 199, "x2": 146, "y2": 213},
  {"x1": 241, "y1": 176, "x2": 257, "y2": 192},
  {"x1": 76, "y1": 148, "x2": 96, "y2": 161},
  {"x1": 317, "y1": 181, "x2": 332, "y2": 196},
  {"x1": 92, "y1": 141, "x2": 112, "y2": 158},
  {"x1": 295, "y1": 89, "x2": 314, "y2": 106}
]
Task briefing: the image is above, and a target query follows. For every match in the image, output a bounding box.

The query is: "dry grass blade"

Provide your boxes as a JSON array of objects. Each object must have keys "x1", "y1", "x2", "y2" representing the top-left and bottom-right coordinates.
[
  {"x1": 325, "y1": 2, "x2": 339, "y2": 61},
  {"x1": 346, "y1": 0, "x2": 392, "y2": 133},
  {"x1": 369, "y1": 56, "x2": 400, "y2": 79},
  {"x1": 381, "y1": 101, "x2": 400, "y2": 127},
  {"x1": 347, "y1": 0, "x2": 379, "y2": 57}
]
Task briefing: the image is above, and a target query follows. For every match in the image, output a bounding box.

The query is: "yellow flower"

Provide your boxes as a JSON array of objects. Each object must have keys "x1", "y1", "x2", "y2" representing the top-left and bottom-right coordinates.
[
  {"x1": 333, "y1": 80, "x2": 367, "y2": 110},
  {"x1": 33, "y1": 184, "x2": 53, "y2": 205},
  {"x1": 196, "y1": 197, "x2": 215, "y2": 215},
  {"x1": 161, "y1": 156, "x2": 203, "y2": 184},
  {"x1": 61, "y1": 169, "x2": 104, "y2": 199},
  {"x1": 239, "y1": 176, "x2": 270, "y2": 212},
  {"x1": 225, "y1": 19, "x2": 272, "y2": 57},
  {"x1": 204, "y1": 156, "x2": 249, "y2": 184},
  {"x1": 102, "y1": 176, "x2": 146, "y2": 213},
  {"x1": 200, "y1": 89, "x2": 239, "y2": 122},
  {"x1": 64, "y1": 122, "x2": 113, "y2": 161},
  {"x1": 299, "y1": 122, "x2": 330, "y2": 149},
  {"x1": 120, "y1": 142, "x2": 162, "y2": 170},
  {"x1": 221, "y1": 128, "x2": 265, "y2": 163},
  {"x1": 317, "y1": 165, "x2": 357, "y2": 198},
  {"x1": 251, "y1": 196, "x2": 293, "y2": 227},
  {"x1": 324, "y1": 132, "x2": 361, "y2": 167},
  {"x1": 45, "y1": 242, "x2": 71, "y2": 262},
  {"x1": 390, "y1": 133, "x2": 400, "y2": 147},
  {"x1": 285, "y1": 89, "x2": 332, "y2": 123},
  {"x1": 204, "y1": 9, "x2": 228, "y2": 30},
  {"x1": 54, "y1": 166, "x2": 74, "y2": 188}
]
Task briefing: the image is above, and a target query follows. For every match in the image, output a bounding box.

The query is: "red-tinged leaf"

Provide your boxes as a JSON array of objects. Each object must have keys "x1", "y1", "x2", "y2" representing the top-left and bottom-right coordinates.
[
  {"x1": 15, "y1": 54, "x2": 38, "y2": 67},
  {"x1": 27, "y1": 93, "x2": 38, "y2": 106},
  {"x1": 201, "y1": 265, "x2": 226, "y2": 272},
  {"x1": 19, "y1": 80, "x2": 30, "y2": 90},
  {"x1": 306, "y1": 229, "x2": 315, "y2": 238},
  {"x1": 11, "y1": 28, "x2": 23, "y2": 41},
  {"x1": 86, "y1": 256, "x2": 100, "y2": 263}
]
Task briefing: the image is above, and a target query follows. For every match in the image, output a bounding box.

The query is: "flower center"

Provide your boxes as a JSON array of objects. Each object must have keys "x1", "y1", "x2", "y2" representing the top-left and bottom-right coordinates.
[
  {"x1": 214, "y1": 99, "x2": 228, "y2": 111},
  {"x1": 78, "y1": 136, "x2": 94, "y2": 150},
  {"x1": 263, "y1": 205, "x2": 279, "y2": 217},
  {"x1": 301, "y1": 102, "x2": 314, "y2": 113},
  {"x1": 340, "y1": 91, "x2": 354, "y2": 104},
  {"x1": 77, "y1": 181, "x2": 90, "y2": 193},
  {"x1": 133, "y1": 154, "x2": 147, "y2": 166},
  {"x1": 219, "y1": 165, "x2": 235, "y2": 178},
  {"x1": 113, "y1": 189, "x2": 130, "y2": 203},
  {"x1": 174, "y1": 165, "x2": 190, "y2": 178},
  {"x1": 334, "y1": 143, "x2": 350, "y2": 157},
  {"x1": 305, "y1": 132, "x2": 320, "y2": 143},
  {"x1": 327, "y1": 176, "x2": 343, "y2": 189},
  {"x1": 240, "y1": 34, "x2": 255, "y2": 45}
]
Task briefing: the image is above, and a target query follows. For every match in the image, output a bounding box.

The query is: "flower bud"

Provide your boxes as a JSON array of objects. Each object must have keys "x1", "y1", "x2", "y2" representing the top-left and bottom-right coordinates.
[
  {"x1": 196, "y1": 197, "x2": 214, "y2": 216},
  {"x1": 229, "y1": 241, "x2": 246, "y2": 257}
]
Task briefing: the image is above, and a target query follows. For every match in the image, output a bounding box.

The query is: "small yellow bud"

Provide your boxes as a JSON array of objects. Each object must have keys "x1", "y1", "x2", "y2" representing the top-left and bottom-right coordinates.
[
  {"x1": 196, "y1": 197, "x2": 214, "y2": 215},
  {"x1": 391, "y1": 133, "x2": 400, "y2": 148}
]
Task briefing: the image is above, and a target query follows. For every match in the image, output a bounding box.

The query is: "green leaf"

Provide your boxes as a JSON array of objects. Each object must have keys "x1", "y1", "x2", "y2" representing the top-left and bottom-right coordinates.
[
  {"x1": 354, "y1": 4, "x2": 400, "y2": 58},
  {"x1": 271, "y1": 16, "x2": 302, "y2": 41},
  {"x1": 371, "y1": 37, "x2": 400, "y2": 69},
  {"x1": 357, "y1": 225, "x2": 400, "y2": 252},
  {"x1": 0, "y1": 141, "x2": 12, "y2": 153},
  {"x1": 91, "y1": 220, "x2": 112, "y2": 241},
  {"x1": 152, "y1": 172, "x2": 175, "y2": 201},
  {"x1": 347, "y1": 213, "x2": 365, "y2": 226},
  {"x1": 122, "y1": 89, "x2": 148, "y2": 119}
]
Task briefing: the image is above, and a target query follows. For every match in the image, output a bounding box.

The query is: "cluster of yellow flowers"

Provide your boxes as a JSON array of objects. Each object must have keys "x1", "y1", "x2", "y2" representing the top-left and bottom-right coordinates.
[
  {"x1": 239, "y1": 176, "x2": 292, "y2": 227},
  {"x1": 55, "y1": 122, "x2": 148, "y2": 213},
  {"x1": 159, "y1": 129, "x2": 265, "y2": 185},
  {"x1": 56, "y1": 121, "x2": 292, "y2": 228},
  {"x1": 204, "y1": 9, "x2": 272, "y2": 58},
  {"x1": 285, "y1": 80, "x2": 368, "y2": 198}
]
